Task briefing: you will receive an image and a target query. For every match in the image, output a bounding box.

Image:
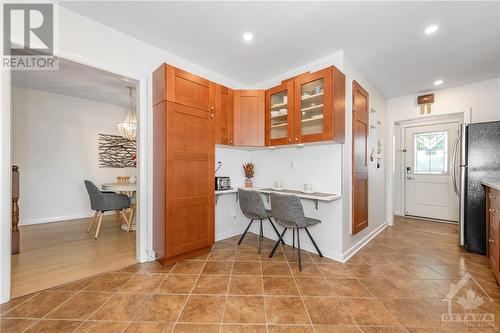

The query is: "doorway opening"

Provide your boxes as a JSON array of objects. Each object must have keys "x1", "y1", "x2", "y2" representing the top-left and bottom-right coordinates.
[
  {"x1": 394, "y1": 115, "x2": 463, "y2": 223},
  {"x1": 10, "y1": 58, "x2": 140, "y2": 298}
]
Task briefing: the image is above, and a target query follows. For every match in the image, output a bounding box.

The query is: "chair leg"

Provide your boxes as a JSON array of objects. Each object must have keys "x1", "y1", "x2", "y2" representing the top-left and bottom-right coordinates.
[
  {"x1": 128, "y1": 203, "x2": 136, "y2": 230},
  {"x1": 87, "y1": 211, "x2": 99, "y2": 233},
  {"x1": 260, "y1": 219, "x2": 264, "y2": 238},
  {"x1": 94, "y1": 211, "x2": 104, "y2": 239},
  {"x1": 238, "y1": 219, "x2": 254, "y2": 245},
  {"x1": 269, "y1": 228, "x2": 287, "y2": 258},
  {"x1": 304, "y1": 227, "x2": 323, "y2": 257},
  {"x1": 297, "y1": 228, "x2": 302, "y2": 272},
  {"x1": 119, "y1": 210, "x2": 131, "y2": 232},
  {"x1": 268, "y1": 218, "x2": 285, "y2": 244},
  {"x1": 292, "y1": 229, "x2": 295, "y2": 248},
  {"x1": 257, "y1": 219, "x2": 263, "y2": 254}
]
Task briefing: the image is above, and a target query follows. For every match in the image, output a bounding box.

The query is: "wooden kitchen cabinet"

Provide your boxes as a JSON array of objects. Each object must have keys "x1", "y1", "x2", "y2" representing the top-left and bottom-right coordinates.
[
  {"x1": 153, "y1": 64, "x2": 215, "y2": 264},
  {"x1": 266, "y1": 81, "x2": 294, "y2": 146},
  {"x1": 234, "y1": 90, "x2": 265, "y2": 147},
  {"x1": 214, "y1": 84, "x2": 234, "y2": 145},
  {"x1": 352, "y1": 81, "x2": 369, "y2": 235},
  {"x1": 265, "y1": 66, "x2": 345, "y2": 146},
  {"x1": 486, "y1": 186, "x2": 500, "y2": 283}
]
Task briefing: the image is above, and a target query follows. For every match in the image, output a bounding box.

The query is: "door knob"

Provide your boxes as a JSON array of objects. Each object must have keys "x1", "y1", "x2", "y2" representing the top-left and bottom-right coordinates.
[
  {"x1": 407, "y1": 176, "x2": 415, "y2": 180},
  {"x1": 490, "y1": 239, "x2": 496, "y2": 243}
]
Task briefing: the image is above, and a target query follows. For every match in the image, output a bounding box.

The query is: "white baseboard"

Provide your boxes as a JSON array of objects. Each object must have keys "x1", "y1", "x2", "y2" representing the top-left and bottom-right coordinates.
[
  {"x1": 341, "y1": 222, "x2": 388, "y2": 262},
  {"x1": 215, "y1": 228, "x2": 244, "y2": 242},
  {"x1": 20, "y1": 211, "x2": 115, "y2": 226}
]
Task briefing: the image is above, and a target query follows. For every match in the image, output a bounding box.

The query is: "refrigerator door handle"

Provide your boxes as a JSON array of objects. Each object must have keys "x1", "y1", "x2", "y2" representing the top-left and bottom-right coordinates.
[{"x1": 451, "y1": 136, "x2": 461, "y2": 196}]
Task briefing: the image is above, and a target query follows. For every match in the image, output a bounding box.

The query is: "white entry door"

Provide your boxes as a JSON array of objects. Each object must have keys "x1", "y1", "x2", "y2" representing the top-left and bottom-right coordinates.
[{"x1": 404, "y1": 122, "x2": 459, "y2": 221}]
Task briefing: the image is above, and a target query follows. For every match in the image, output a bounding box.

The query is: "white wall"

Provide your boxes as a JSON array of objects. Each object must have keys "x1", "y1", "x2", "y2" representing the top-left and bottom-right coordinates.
[
  {"x1": 12, "y1": 87, "x2": 136, "y2": 225},
  {"x1": 387, "y1": 77, "x2": 500, "y2": 216}
]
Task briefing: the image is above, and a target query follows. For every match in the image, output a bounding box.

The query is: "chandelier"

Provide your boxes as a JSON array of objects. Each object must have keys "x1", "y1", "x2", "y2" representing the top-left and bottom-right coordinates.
[{"x1": 118, "y1": 86, "x2": 137, "y2": 140}]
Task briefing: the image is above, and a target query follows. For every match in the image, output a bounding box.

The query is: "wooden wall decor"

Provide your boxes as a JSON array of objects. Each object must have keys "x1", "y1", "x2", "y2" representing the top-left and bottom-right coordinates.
[{"x1": 98, "y1": 134, "x2": 136, "y2": 168}]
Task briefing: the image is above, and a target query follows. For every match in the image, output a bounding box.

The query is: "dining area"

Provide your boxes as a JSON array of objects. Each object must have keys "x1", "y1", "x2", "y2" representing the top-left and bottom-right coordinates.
[{"x1": 84, "y1": 176, "x2": 138, "y2": 239}]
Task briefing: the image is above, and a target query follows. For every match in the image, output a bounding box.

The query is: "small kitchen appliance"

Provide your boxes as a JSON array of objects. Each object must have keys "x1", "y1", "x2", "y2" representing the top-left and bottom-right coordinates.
[{"x1": 215, "y1": 177, "x2": 232, "y2": 191}]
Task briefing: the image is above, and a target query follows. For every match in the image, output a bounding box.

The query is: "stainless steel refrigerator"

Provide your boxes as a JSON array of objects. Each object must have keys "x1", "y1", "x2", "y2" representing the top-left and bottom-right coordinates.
[{"x1": 455, "y1": 121, "x2": 500, "y2": 254}]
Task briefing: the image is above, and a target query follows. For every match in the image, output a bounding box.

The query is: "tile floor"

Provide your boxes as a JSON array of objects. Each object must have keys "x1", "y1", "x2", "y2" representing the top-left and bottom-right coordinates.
[{"x1": 2, "y1": 216, "x2": 500, "y2": 332}]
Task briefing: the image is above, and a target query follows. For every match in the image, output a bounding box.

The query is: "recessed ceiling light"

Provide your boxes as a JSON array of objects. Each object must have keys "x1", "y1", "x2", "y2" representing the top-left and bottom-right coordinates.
[
  {"x1": 425, "y1": 25, "x2": 439, "y2": 35},
  {"x1": 242, "y1": 32, "x2": 254, "y2": 42},
  {"x1": 434, "y1": 79, "x2": 444, "y2": 86}
]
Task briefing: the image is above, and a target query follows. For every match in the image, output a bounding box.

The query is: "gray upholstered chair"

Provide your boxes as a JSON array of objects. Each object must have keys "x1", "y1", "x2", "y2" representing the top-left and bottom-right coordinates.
[
  {"x1": 237, "y1": 188, "x2": 283, "y2": 253},
  {"x1": 84, "y1": 180, "x2": 131, "y2": 239},
  {"x1": 269, "y1": 192, "x2": 323, "y2": 271}
]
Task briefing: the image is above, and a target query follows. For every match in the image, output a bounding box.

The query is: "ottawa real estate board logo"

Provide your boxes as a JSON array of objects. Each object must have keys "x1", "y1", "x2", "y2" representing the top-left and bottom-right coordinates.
[
  {"x1": 442, "y1": 272, "x2": 495, "y2": 328},
  {"x1": 3, "y1": 3, "x2": 58, "y2": 70}
]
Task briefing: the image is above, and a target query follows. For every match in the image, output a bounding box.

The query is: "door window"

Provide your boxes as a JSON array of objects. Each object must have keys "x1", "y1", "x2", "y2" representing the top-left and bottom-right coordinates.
[{"x1": 413, "y1": 131, "x2": 448, "y2": 174}]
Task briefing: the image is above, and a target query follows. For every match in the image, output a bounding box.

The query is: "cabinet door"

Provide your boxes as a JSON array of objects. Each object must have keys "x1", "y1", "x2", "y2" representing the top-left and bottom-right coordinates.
[
  {"x1": 163, "y1": 65, "x2": 215, "y2": 112},
  {"x1": 352, "y1": 81, "x2": 369, "y2": 235},
  {"x1": 266, "y1": 81, "x2": 294, "y2": 146},
  {"x1": 215, "y1": 84, "x2": 234, "y2": 145},
  {"x1": 234, "y1": 90, "x2": 265, "y2": 147},
  {"x1": 165, "y1": 101, "x2": 215, "y2": 260},
  {"x1": 294, "y1": 67, "x2": 333, "y2": 143}
]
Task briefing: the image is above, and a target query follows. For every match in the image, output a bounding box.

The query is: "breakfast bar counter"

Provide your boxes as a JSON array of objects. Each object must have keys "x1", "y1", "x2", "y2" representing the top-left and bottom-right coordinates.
[{"x1": 215, "y1": 186, "x2": 341, "y2": 209}]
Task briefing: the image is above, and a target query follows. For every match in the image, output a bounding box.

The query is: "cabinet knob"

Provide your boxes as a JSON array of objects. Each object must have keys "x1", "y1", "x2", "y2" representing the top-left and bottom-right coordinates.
[
  {"x1": 288, "y1": 138, "x2": 292, "y2": 142},
  {"x1": 210, "y1": 114, "x2": 214, "y2": 118},
  {"x1": 210, "y1": 106, "x2": 214, "y2": 111},
  {"x1": 295, "y1": 138, "x2": 299, "y2": 142}
]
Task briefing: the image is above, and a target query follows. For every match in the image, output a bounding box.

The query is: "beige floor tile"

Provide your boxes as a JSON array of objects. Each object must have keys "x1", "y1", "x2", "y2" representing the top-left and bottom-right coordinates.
[
  {"x1": 173, "y1": 323, "x2": 220, "y2": 332},
  {"x1": 2, "y1": 291, "x2": 74, "y2": 318},
  {"x1": 302, "y1": 297, "x2": 355, "y2": 325},
  {"x1": 340, "y1": 298, "x2": 402, "y2": 326},
  {"x1": 263, "y1": 277, "x2": 299, "y2": 296},
  {"x1": 124, "y1": 322, "x2": 174, "y2": 333},
  {"x1": 202, "y1": 261, "x2": 233, "y2": 275},
  {"x1": 136, "y1": 294, "x2": 187, "y2": 322},
  {"x1": 295, "y1": 277, "x2": 334, "y2": 296},
  {"x1": 158, "y1": 275, "x2": 197, "y2": 294},
  {"x1": 0, "y1": 318, "x2": 37, "y2": 333},
  {"x1": 75, "y1": 321, "x2": 129, "y2": 333},
  {"x1": 228, "y1": 276, "x2": 264, "y2": 295},
  {"x1": 223, "y1": 296, "x2": 266, "y2": 324},
  {"x1": 262, "y1": 262, "x2": 292, "y2": 276},
  {"x1": 84, "y1": 273, "x2": 132, "y2": 292},
  {"x1": 24, "y1": 319, "x2": 82, "y2": 333},
  {"x1": 221, "y1": 324, "x2": 267, "y2": 333},
  {"x1": 46, "y1": 292, "x2": 112, "y2": 320},
  {"x1": 232, "y1": 262, "x2": 262, "y2": 275},
  {"x1": 89, "y1": 293, "x2": 150, "y2": 321},
  {"x1": 265, "y1": 296, "x2": 310, "y2": 325},
  {"x1": 192, "y1": 275, "x2": 230, "y2": 295},
  {"x1": 119, "y1": 274, "x2": 164, "y2": 293},
  {"x1": 179, "y1": 295, "x2": 225, "y2": 323}
]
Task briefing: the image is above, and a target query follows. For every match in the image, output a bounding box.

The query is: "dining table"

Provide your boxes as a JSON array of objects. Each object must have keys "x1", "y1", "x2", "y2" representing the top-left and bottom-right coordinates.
[{"x1": 101, "y1": 182, "x2": 137, "y2": 231}]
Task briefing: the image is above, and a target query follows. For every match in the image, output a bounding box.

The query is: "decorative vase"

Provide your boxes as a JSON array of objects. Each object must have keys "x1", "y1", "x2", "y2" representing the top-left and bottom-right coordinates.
[{"x1": 245, "y1": 178, "x2": 253, "y2": 188}]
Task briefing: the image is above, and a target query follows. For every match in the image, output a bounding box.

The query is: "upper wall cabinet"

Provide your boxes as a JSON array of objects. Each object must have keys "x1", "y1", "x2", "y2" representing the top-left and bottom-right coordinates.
[
  {"x1": 214, "y1": 84, "x2": 234, "y2": 145},
  {"x1": 153, "y1": 64, "x2": 215, "y2": 112},
  {"x1": 266, "y1": 81, "x2": 294, "y2": 146},
  {"x1": 234, "y1": 90, "x2": 265, "y2": 147},
  {"x1": 265, "y1": 66, "x2": 345, "y2": 146}
]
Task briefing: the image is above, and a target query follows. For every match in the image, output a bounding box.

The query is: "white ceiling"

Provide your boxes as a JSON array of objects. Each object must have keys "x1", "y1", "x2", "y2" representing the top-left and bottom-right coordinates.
[
  {"x1": 12, "y1": 58, "x2": 138, "y2": 107},
  {"x1": 60, "y1": 1, "x2": 500, "y2": 98}
]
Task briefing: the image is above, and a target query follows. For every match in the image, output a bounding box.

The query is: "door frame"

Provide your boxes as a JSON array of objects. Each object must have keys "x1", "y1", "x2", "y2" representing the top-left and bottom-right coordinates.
[
  {"x1": 0, "y1": 49, "x2": 151, "y2": 303},
  {"x1": 394, "y1": 113, "x2": 464, "y2": 220}
]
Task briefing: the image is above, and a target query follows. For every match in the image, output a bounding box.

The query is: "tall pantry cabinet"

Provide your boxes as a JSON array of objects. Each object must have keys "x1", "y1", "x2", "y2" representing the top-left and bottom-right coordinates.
[{"x1": 153, "y1": 64, "x2": 215, "y2": 264}]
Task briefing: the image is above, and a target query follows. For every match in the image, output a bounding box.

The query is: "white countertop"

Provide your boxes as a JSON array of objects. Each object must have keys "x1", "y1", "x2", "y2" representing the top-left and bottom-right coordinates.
[
  {"x1": 215, "y1": 186, "x2": 341, "y2": 202},
  {"x1": 482, "y1": 179, "x2": 500, "y2": 191}
]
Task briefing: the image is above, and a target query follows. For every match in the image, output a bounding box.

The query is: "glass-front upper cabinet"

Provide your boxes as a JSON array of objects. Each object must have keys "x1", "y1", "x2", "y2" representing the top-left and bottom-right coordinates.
[
  {"x1": 265, "y1": 81, "x2": 294, "y2": 146},
  {"x1": 294, "y1": 67, "x2": 333, "y2": 143}
]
